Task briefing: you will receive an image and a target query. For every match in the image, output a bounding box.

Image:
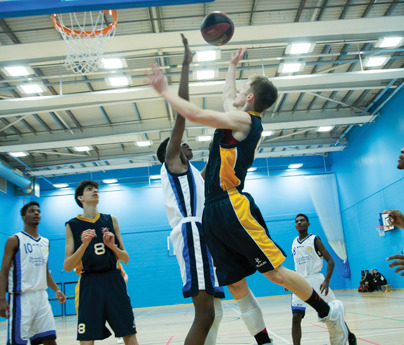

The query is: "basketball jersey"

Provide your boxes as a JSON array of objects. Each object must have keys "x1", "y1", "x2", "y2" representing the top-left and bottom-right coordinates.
[
  {"x1": 66, "y1": 213, "x2": 119, "y2": 274},
  {"x1": 204, "y1": 111, "x2": 262, "y2": 199},
  {"x1": 292, "y1": 234, "x2": 323, "y2": 277},
  {"x1": 8, "y1": 232, "x2": 49, "y2": 293},
  {"x1": 161, "y1": 162, "x2": 204, "y2": 228}
]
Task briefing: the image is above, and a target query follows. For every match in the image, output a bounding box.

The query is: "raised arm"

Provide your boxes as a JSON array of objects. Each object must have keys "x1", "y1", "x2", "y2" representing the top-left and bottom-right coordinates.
[
  {"x1": 315, "y1": 237, "x2": 335, "y2": 296},
  {"x1": 0, "y1": 236, "x2": 18, "y2": 318},
  {"x1": 165, "y1": 34, "x2": 194, "y2": 170},
  {"x1": 223, "y1": 48, "x2": 246, "y2": 112}
]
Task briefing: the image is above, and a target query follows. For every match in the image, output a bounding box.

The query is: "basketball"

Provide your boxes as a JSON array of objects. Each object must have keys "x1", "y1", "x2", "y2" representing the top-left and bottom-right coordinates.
[{"x1": 200, "y1": 11, "x2": 234, "y2": 46}]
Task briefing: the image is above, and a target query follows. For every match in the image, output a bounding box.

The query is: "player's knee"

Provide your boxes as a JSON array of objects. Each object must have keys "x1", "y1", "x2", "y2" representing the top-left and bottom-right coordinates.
[
  {"x1": 292, "y1": 313, "x2": 304, "y2": 325},
  {"x1": 265, "y1": 269, "x2": 286, "y2": 285}
]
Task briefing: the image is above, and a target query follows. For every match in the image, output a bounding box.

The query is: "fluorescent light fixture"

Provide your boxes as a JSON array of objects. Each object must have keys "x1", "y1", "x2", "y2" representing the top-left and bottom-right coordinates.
[
  {"x1": 376, "y1": 36, "x2": 404, "y2": 48},
  {"x1": 195, "y1": 69, "x2": 216, "y2": 80},
  {"x1": 3, "y1": 65, "x2": 33, "y2": 76},
  {"x1": 288, "y1": 163, "x2": 303, "y2": 169},
  {"x1": 9, "y1": 152, "x2": 27, "y2": 157},
  {"x1": 102, "y1": 58, "x2": 127, "y2": 69},
  {"x1": 196, "y1": 50, "x2": 220, "y2": 62},
  {"x1": 317, "y1": 126, "x2": 334, "y2": 132},
  {"x1": 73, "y1": 146, "x2": 91, "y2": 152},
  {"x1": 102, "y1": 178, "x2": 118, "y2": 184},
  {"x1": 364, "y1": 55, "x2": 390, "y2": 67},
  {"x1": 262, "y1": 130, "x2": 274, "y2": 137},
  {"x1": 286, "y1": 42, "x2": 315, "y2": 55},
  {"x1": 136, "y1": 140, "x2": 153, "y2": 147},
  {"x1": 106, "y1": 75, "x2": 131, "y2": 87},
  {"x1": 18, "y1": 83, "x2": 46, "y2": 94},
  {"x1": 279, "y1": 61, "x2": 305, "y2": 74},
  {"x1": 197, "y1": 135, "x2": 212, "y2": 142},
  {"x1": 248, "y1": 167, "x2": 257, "y2": 172},
  {"x1": 53, "y1": 183, "x2": 69, "y2": 188},
  {"x1": 150, "y1": 174, "x2": 161, "y2": 180}
]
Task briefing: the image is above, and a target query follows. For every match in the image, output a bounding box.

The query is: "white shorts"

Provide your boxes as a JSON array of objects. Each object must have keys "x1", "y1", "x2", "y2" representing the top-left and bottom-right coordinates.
[
  {"x1": 170, "y1": 218, "x2": 224, "y2": 298},
  {"x1": 291, "y1": 273, "x2": 335, "y2": 315},
  {"x1": 7, "y1": 290, "x2": 56, "y2": 345}
]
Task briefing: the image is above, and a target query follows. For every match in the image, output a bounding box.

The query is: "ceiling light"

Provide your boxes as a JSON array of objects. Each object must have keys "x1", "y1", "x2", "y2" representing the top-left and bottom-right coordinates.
[
  {"x1": 136, "y1": 140, "x2": 153, "y2": 147},
  {"x1": 248, "y1": 167, "x2": 257, "y2": 172},
  {"x1": 106, "y1": 76, "x2": 131, "y2": 87},
  {"x1": 150, "y1": 174, "x2": 161, "y2": 180},
  {"x1": 286, "y1": 42, "x2": 315, "y2": 55},
  {"x1": 279, "y1": 62, "x2": 305, "y2": 74},
  {"x1": 195, "y1": 70, "x2": 216, "y2": 80},
  {"x1": 376, "y1": 36, "x2": 404, "y2": 48},
  {"x1": 262, "y1": 130, "x2": 274, "y2": 137},
  {"x1": 364, "y1": 55, "x2": 390, "y2": 67},
  {"x1": 73, "y1": 146, "x2": 91, "y2": 152},
  {"x1": 9, "y1": 152, "x2": 28, "y2": 157},
  {"x1": 196, "y1": 50, "x2": 220, "y2": 62},
  {"x1": 102, "y1": 58, "x2": 127, "y2": 69},
  {"x1": 103, "y1": 178, "x2": 117, "y2": 184},
  {"x1": 317, "y1": 126, "x2": 334, "y2": 132},
  {"x1": 53, "y1": 183, "x2": 69, "y2": 188},
  {"x1": 197, "y1": 135, "x2": 212, "y2": 142},
  {"x1": 288, "y1": 163, "x2": 303, "y2": 169},
  {"x1": 3, "y1": 66, "x2": 32, "y2": 76},
  {"x1": 18, "y1": 83, "x2": 46, "y2": 94}
]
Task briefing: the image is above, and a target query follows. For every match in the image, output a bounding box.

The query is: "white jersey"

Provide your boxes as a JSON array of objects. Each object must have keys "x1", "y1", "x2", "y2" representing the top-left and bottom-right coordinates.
[
  {"x1": 161, "y1": 162, "x2": 205, "y2": 228},
  {"x1": 8, "y1": 231, "x2": 49, "y2": 293},
  {"x1": 292, "y1": 234, "x2": 323, "y2": 277}
]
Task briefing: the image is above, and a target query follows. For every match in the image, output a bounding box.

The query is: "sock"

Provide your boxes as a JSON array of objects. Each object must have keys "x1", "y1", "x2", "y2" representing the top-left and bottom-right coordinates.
[
  {"x1": 237, "y1": 291, "x2": 268, "y2": 338},
  {"x1": 254, "y1": 328, "x2": 272, "y2": 345},
  {"x1": 304, "y1": 289, "x2": 330, "y2": 318},
  {"x1": 204, "y1": 298, "x2": 223, "y2": 345}
]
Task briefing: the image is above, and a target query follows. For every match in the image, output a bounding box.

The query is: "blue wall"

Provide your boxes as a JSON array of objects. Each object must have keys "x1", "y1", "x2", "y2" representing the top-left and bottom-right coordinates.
[{"x1": 331, "y1": 87, "x2": 404, "y2": 290}]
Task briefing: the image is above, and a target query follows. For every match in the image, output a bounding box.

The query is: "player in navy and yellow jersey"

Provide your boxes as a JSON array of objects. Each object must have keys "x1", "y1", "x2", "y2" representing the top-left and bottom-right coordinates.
[
  {"x1": 64, "y1": 180, "x2": 138, "y2": 345},
  {"x1": 146, "y1": 49, "x2": 350, "y2": 345},
  {"x1": 0, "y1": 201, "x2": 66, "y2": 345}
]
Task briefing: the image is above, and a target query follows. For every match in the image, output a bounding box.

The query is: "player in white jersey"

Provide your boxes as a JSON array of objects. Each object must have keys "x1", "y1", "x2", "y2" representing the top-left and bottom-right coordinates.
[
  {"x1": 291, "y1": 214, "x2": 356, "y2": 345},
  {"x1": 157, "y1": 34, "x2": 224, "y2": 345},
  {"x1": 0, "y1": 201, "x2": 66, "y2": 345}
]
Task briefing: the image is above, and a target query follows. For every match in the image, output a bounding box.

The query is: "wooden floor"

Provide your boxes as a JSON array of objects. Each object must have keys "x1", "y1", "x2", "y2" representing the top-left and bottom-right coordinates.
[{"x1": 1, "y1": 290, "x2": 404, "y2": 345}]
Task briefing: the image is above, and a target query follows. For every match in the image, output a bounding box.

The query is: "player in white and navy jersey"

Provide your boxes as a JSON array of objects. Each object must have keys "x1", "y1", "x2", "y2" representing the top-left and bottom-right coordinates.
[
  {"x1": 156, "y1": 34, "x2": 224, "y2": 345},
  {"x1": 291, "y1": 214, "x2": 356, "y2": 345},
  {"x1": 0, "y1": 201, "x2": 66, "y2": 345}
]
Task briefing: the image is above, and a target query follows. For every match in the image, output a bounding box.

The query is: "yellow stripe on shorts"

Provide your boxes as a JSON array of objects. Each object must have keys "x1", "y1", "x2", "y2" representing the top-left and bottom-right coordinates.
[
  {"x1": 75, "y1": 276, "x2": 81, "y2": 314},
  {"x1": 228, "y1": 188, "x2": 286, "y2": 269}
]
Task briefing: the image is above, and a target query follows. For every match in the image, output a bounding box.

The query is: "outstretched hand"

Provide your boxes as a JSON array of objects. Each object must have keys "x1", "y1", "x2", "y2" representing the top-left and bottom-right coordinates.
[
  {"x1": 230, "y1": 47, "x2": 247, "y2": 66},
  {"x1": 145, "y1": 63, "x2": 168, "y2": 95},
  {"x1": 383, "y1": 209, "x2": 404, "y2": 229},
  {"x1": 181, "y1": 33, "x2": 195, "y2": 65},
  {"x1": 387, "y1": 254, "x2": 404, "y2": 276}
]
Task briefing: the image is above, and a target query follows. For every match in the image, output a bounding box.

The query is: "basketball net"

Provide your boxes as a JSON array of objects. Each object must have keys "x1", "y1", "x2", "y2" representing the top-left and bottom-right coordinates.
[{"x1": 52, "y1": 10, "x2": 118, "y2": 74}]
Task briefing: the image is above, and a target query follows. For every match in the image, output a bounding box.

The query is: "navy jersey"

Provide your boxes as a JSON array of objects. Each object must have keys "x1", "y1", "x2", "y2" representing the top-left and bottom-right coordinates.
[
  {"x1": 204, "y1": 111, "x2": 262, "y2": 199},
  {"x1": 66, "y1": 213, "x2": 119, "y2": 274}
]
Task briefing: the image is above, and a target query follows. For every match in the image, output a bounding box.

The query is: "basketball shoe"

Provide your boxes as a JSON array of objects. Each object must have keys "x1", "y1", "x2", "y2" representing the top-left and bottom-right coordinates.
[{"x1": 319, "y1": 300, "x2": 348, "y2": 345}]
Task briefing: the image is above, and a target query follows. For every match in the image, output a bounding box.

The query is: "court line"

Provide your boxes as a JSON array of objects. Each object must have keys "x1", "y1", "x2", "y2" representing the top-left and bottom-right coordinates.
[
  {"x1": 309, "y1": 323, "x2": 381, "y2": 345},
  {"x1": 348, "y1": 311, "x2": 404, "y2": 322},
  {"x1": 166, "y1": 335, "x2": 174, "y2": 344},
  {"x1": 267, "y1": 329, "x2": 292, "y2": 344}
]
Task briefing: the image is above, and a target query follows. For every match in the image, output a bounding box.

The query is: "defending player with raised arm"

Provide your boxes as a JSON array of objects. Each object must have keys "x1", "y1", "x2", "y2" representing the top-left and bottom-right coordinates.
[
  {"x1": 64, "y1": 180, "x2": 139, "y2": 345},
  {"x1": 157, "y1": 34, "x2": 224, "y2": 345},
  {"x1": 291, "y1": 214, "x2": 356, "y2": 345},
  {"x1": 0, "y1": 201, "x2": 66, "y2": 345},
  {"x1": 146, "y1": 52, "x2": 350, "y2": 345}
]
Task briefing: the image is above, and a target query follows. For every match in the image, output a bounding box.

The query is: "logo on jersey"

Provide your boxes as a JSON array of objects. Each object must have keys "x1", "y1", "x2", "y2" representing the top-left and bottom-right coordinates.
[
  {"x1": 254, "y1": 257, "x2": 267, "y2": 268},
  {"x1": 306, "y1": 247, "x2": 311, "y2": 252}
]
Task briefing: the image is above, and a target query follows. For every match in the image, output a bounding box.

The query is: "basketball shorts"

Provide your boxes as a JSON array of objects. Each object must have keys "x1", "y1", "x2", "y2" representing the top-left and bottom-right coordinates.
[
  {"x1": 75, "y1": 270, "x2": 137, "y2": 341},
  {"x1": 291, "y1": 273, "x2": 336, "y2": 316},
  {"x1": 7, "y1": 290, "x2": 56, "y2": 345},
  {"x1": 170, "y1": 217, "x2": 225, "y2": 299},
  {"x1": 203, "y1": 189, "x2": 286, "y2": 286}
]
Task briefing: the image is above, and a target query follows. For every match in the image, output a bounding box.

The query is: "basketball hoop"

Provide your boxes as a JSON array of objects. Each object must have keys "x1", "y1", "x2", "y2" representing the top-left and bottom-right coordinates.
[{"x1": 51, "y1": 10, "x2": 118, "y2": 74}]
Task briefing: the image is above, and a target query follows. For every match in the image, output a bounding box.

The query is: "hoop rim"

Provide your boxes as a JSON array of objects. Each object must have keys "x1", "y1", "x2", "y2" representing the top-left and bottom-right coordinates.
[{"x1": 51, "y1": 9, "x2": 118, "y2": 38}]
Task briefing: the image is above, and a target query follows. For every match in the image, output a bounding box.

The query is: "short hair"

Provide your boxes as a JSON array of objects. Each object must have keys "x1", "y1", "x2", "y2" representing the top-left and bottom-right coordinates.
[
  {"x1": 157, "y1": 137, "x2": 170, "y2": 164},
  {"x1": 20, "y1": 201, "x2": 40, "y2": 217},
  {"x1": 248, "y1": 75, "x2": 278, "y2": 113},
  {"x1": 75, "y1": 180, "x2": 99, "y2": 208},
  {"x1": 295, "y1": 213, "x2": 309, "y2": 223}
]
